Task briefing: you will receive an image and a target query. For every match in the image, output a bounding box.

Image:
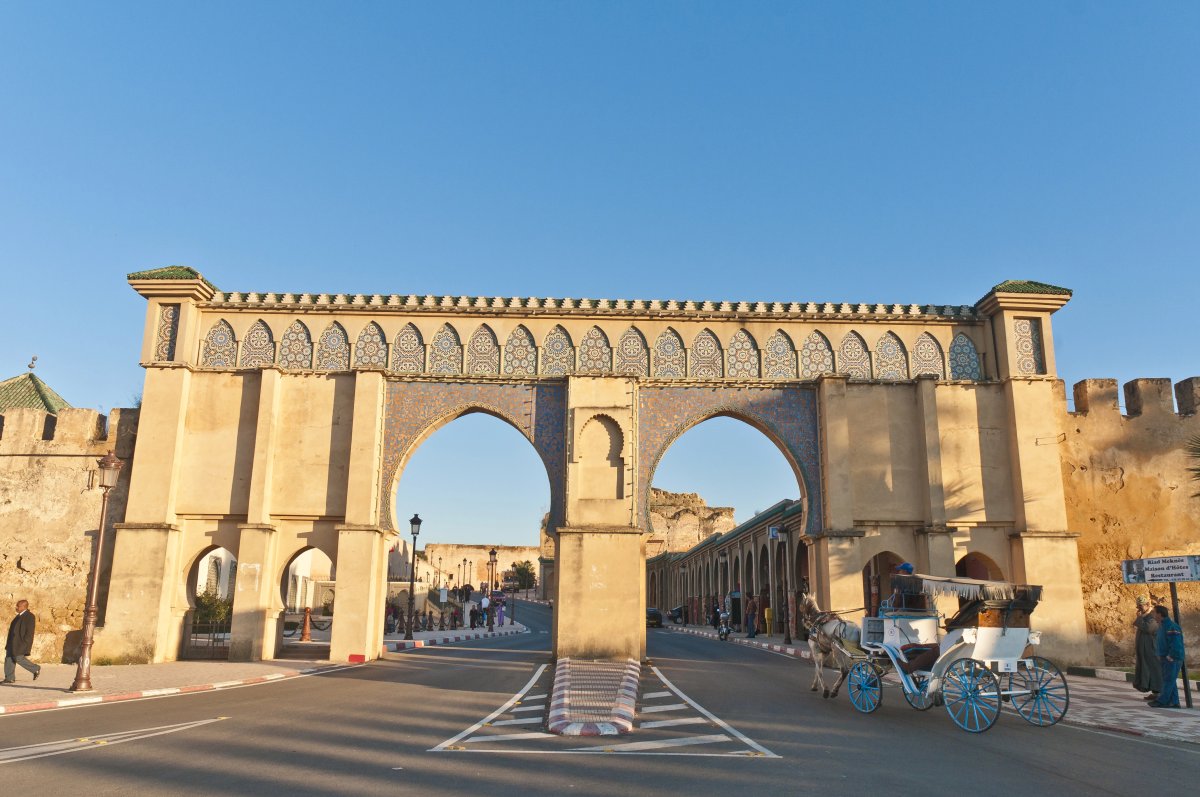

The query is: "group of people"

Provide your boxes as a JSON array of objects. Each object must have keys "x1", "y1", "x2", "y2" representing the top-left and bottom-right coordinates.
[{"x1": 1132, "y1": 596, "x2": 1187, "y2": 709}]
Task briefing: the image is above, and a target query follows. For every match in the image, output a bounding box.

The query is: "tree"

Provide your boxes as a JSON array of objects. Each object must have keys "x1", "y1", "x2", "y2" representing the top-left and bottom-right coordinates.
[
  {"x1": 1188, "y1": 434, "x2": 1200, "y2": 497},
  {"x1": 512, "y1": 560, "x2": 536, "y2": 590}
]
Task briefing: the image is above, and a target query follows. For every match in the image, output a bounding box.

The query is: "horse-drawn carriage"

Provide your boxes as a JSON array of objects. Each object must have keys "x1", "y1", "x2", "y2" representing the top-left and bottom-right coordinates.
[{"x1": 818, "y1": 573, "x2": 1069, "y2": 733}]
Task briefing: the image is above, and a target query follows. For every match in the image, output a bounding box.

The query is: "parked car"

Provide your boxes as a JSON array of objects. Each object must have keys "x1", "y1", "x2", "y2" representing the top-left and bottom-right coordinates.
[
  {"x1": 667, "y1": 606, "x2": 685, "y2": 624},
  {"x1": 646, "y1": 607, "x2": 664, "y2": 628}
]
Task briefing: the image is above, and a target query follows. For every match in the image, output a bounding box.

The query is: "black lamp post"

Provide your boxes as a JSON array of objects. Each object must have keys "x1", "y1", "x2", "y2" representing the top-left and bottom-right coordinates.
[
  {"x1": 70, "y1": 450, "x2": 124, "y2": 692},
  {"x1": 487, "y1": 548, "x2": 497, "y2": 632},
  {"x1": 404, "y1": 514, "x2": 422, "y2": 641}
]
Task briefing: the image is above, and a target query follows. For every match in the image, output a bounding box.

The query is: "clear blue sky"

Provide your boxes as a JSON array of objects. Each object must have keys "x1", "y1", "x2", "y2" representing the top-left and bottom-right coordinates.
[{"x1": 3, "y1": 4, "x2": 1196, "y2": 547}]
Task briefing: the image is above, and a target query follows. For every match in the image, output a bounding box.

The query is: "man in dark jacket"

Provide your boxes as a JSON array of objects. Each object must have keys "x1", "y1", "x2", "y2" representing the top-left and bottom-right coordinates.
[{"x1": 4, "y1": 599, "x2": 41, "y2": 683}]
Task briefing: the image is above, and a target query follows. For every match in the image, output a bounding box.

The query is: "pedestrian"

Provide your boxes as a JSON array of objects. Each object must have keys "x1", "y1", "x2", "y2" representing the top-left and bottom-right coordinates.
[
  {"x1": 1149, "y1": 605, "x2": 1185, "y2": 708},
  {"x1": 745, "y1": 595, "x2": 759, "y2": 638},
  {"x1": 711, "y1": 598, "x2": 720, "y2": 631},
  {"x1": 1132, "y1": 595, "x2": 1162, "y2": 701},
  {"x1": 469, "y1": 606, "x2": 478, "y2": 629},
  {"x1": 4, "y1": 599, "x2": 41, "y2": 684}
]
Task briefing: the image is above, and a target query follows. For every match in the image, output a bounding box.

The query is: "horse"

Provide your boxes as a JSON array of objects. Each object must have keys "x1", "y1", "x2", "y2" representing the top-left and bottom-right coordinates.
[{"x1": 796, "y1": 590, "x2": 861, "y2": 699}]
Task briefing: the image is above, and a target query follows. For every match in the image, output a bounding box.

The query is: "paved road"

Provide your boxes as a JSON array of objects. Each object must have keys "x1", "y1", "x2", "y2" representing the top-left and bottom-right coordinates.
[{"x1": 1, "y1": 602, "x2": 1196, "y2": 796}]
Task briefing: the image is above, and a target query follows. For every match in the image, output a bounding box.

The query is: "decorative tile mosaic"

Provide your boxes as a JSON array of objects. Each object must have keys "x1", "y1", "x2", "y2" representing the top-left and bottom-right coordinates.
[
  {"x1": 278, "y1": 321, "x2": 314, "y2": 370},
  {"x1": 911, "y1": 332, "x2": 945, "y2": 378},
  {"x1": 239, "y1": 320, "x2": 275, "y2": 368},
  {"x1": 154, "y1": 303, "x2": 179, "y2": 362},
  {"x1": 798, "y1": 331, "x2": 833, "y2": 379},
  {"x1": 689, "y1": 329, "x2": 723, "y2": 379},
  {"x1": 637, "y1": 386, "x2": 822, "y2": 534},
  {"x1": 615, "y1": 327, "x2": 649, "y2": 376},
  {"x1": 874, "y1": 332, "x2": 908, "y2": 380},
  {"x1": 541, "y1": 325, "x2": 575, "y2": 376},
  {"x1": 201, "y1": 319, "x2": 237, "y2": 367},
  {"x1": 466, "y1": 324, "x2": 500, "y2": 375},
  {"x1": 430, "y1": 324, "x2": 463, "y2": 375},
  {"x1": 653, "y1": 328, "x2": 686, "y2": 378},
  {"x1": 391, "y1": 323, "x2": 425, "y2": 373},
  {"x1": 838, "y1": 332, "x2": 871, "y2": 379},
  {"x1": 354, "y1": 322, "x2": 388, "y2": 368},
  {"x1": 315, "y1": 322, "x2": 351, "y2": 371},
  {"x1": 503, "y1": 326, "x2": 537, "y2": 376},
  {"x1": 1013, "y1": 318, "x2": 1046, "y2": 375},
  {"x1": 379, "y1": 381, "x2": 566, "y2": 532},
  {"x1": 764, "y1": 329, "x2": 799, "y2": 379},
  {"x1": 948, "y1": 333, "x2": 983, "y2": 380},
  {"x1": 578, "y1": 326, "x2": 613, "y2": 374},
  {"x1": 727, "y1": 329, "x2": 760, "y2": 379}
]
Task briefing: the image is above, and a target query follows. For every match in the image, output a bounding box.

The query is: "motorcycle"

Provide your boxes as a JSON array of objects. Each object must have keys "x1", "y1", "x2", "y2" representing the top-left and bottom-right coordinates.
[{"x1": 717, "y1": 611, "x2": 732, "y2": 641}]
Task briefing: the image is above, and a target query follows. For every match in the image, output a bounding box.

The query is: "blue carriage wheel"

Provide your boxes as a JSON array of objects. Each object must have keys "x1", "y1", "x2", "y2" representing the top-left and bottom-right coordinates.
[
  {"x1": 848, "y1": 661, "x2": 882, "y2": 714},
  {"x1": 942, "y1": 658, "x2": 1001, "y2": 733}
]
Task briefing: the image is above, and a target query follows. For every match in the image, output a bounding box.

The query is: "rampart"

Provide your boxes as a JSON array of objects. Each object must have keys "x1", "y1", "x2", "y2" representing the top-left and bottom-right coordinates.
[
  {"x1": 1059, "y1": 377, "x2": 1200, "y2": 665},
  {"x1": 647, "y1": 487, "x2": 736, "y2": 556},
  {"x1": 0, "y1": 407, "x2": 138, "y2": 662}
]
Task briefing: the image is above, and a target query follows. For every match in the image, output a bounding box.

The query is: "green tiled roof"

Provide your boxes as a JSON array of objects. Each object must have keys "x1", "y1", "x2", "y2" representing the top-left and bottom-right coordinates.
[
  {"x1": 991, "y1": 280, "x2": 1072, "y2": 296},
  {"x1": 127, "y1": 266, "x2": 217, "y2": 290},
  {"x1": 0, "y1": 373, "x2": 72, "y2": 414}
]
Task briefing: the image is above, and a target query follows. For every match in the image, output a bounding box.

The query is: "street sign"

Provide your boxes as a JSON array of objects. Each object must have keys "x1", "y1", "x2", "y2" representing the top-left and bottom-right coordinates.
[
  {"x1": 1121, "y1": 555, "x2": 1200, "y2": 584},
  {"x1": 768, "y1": 526, "x2": 780, "y2": 540}
]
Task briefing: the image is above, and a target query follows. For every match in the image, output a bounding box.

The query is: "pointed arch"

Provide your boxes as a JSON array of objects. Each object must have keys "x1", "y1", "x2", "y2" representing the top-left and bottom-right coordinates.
[
  {"x1": 799, "y1": 331, "x2": 834, "y2": 379},
  {"x1": 653, "y1": 328, "x2": 686, "y2": 378},
  {"x1": 503, "y1": 325, "x2": 537, "y2": 376},
  {"x1": 874, "y1": 332, "x2": 908, "y2": 380},
  {"x1": 315, "y1": 322, "x2": 351, "y2": 371},
  {"x1": 201, "y1": 319, "x2": 237, "y2": 367},
  {"x1": 239, "y1": 320, "x2": 275, "y2": 368},
  {"x1": 727, "y1": 329, "x2": 760, "y2": 379},
  {"x1": 391, "y1": 323, "x2": 425, "y2": 373},
  {"x1": 689, "y1": 329, "x2": 723, "y2": 378},
  {"x1": 578, "y1": 326, "x2": 612, "y2": 373},
  {"x1": 466, "y1": 324, "x2": 500, "y2": 375},
  {"x1": 912, "y1": 332, "x2": 946, "y2": 378},
  {"x1": 278, "y1": 321, "x2": 314, "y2": 369},
  {"x1": 354, "y1": 322, "x2": 387, "y2": 369},
  {"x1": 949, "y1": 333, "x2": 983, "y2": 381},
  {"x1": 616, "y1": 327, "x2": 649, "y2": 376},
  {"x1": 541, "y1": 325, "x2": 574, "y2": 376},
  {"x1": 838, "y1": 331, "x2": 871, "y2": 379},
  {"x1": 763, "y1": 329, "x2": 798, "y2": 379},
  {"x1": 430, "y1": 324, "x2": 463, "y2": 375}
]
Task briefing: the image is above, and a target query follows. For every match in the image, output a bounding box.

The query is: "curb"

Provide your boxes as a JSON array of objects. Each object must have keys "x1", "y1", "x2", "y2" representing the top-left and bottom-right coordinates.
[
  {"x1": 670, "y1": 625, "x2": 813, "y2": 660},
  {"x1": 547, "y1": 657, "x2": 640, "y2": 736},
  {"x1": 1067, "y1": 665, "x2": 1200, "y2": 693},
  {"x1": 386, "y1": 625, "x2": 526, "y2": 652},
  {"x1": 0, "y1": 663, "x2": 350, "y2": 717}
]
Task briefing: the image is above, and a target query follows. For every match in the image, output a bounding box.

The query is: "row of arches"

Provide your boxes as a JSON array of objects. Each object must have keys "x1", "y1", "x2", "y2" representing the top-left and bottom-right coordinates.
[{"x1": 200, "y1": 319, "x2": 985, "y2": 381}]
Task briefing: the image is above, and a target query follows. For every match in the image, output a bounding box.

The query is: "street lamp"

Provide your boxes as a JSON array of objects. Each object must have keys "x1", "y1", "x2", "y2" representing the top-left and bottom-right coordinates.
[
  {"x1": 70, "y1": 450, "x2": 124, "y2": 692},
  {"x1": 487, "y1": 548, "x2": 497, "y2": 631},
  {"x1": 404, "y1": 514, "x2": 422, "y2": 641}
]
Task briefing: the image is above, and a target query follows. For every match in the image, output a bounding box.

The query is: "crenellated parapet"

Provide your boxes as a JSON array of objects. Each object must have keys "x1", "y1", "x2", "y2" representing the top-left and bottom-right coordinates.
[
  {"x1": 0, "y1": 407, "x2": 138, "y2": 459},
  {"x1": 1066, "y1": 377, "x2": 1200, "y2": 423}
]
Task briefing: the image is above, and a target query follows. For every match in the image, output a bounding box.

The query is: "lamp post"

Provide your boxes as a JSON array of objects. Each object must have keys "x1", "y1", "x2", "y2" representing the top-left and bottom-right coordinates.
[
  {"x1": 438, "y1": 555, "x2": 443, "y2": 587},
  {"x1": 70, "y1": 450, "x2": 124, "y2": 693},
  {"x1": 487, "y1": 548, "x2": 497, "y2": 632},
  {"x1": 404, "y1": 514, "x2": 422, "y2": 641}
]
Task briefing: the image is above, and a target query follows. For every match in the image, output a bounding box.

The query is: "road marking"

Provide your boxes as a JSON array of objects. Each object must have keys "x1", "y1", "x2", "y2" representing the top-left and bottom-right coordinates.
[
  {"x1": 569, "y1": 734, "x2": 730, "y2": 753},
  {"x1": 491, "y1": 717, "x2": 543, "y2": 726},
  {"x1": 651, "y1": 666, "x2": 779, "y2": 758},
  {"x1": 511, "y1": 705, "x2": 543, "y2": 713},
  {"x1": 0, "y1": 718, "x2": 228, "y2": 764},
  {"x1": 523, "y1": 694, "x2": 548, "y2": 701},
  {"x1": 464, "y1": 732, "x2": 554, "y2": 744},
  {"x1": 642, "y1": 691, "x2": 672, "y2": 699},
  {"x1": 429, "y1": 664, "x2": 548, "y2": 752},
  {"x1": 639, "y1": 702, "x2": 687, "y2": 714},
  {"x1": 639, "y1": 717, "x2": 708, "y2": 729}
]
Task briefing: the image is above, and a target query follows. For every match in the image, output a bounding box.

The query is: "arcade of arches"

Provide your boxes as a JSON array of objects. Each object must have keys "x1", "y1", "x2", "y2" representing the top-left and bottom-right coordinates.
[{"x1": 94, "y1": 270, "x2": 1097, "y2": 666}]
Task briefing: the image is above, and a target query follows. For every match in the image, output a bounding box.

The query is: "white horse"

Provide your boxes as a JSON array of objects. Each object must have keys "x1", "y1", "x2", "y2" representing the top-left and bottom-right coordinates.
[{"x1": 797, "y1": 591, "x2": 861, "y2": 699}]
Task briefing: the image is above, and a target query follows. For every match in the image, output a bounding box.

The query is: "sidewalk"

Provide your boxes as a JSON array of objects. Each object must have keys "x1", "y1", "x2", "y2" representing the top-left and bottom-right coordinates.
[
  {"x1": 384, "y1": 622, "x2": 527, "y2": 652},
  {"x1": 668, "y1": 624, "x2": 1200, "y2": 744}
]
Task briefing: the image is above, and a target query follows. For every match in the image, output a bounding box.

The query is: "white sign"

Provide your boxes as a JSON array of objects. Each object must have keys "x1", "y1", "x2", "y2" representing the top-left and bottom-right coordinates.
[
  {"x1": 439, "y1": 587, "x2": 448, "y2": 603},
  {"x1": 1122, "y1": 555, "x2": 1200, "y2": 584},
  {"x1": 768, "y1": 526, "x2": 780, "y2": 540}
]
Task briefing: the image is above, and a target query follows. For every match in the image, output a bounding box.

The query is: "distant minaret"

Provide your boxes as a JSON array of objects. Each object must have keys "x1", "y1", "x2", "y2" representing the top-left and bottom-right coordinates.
[{"x1": 27, "y1": 355, "x2": 37, "y2": 371}]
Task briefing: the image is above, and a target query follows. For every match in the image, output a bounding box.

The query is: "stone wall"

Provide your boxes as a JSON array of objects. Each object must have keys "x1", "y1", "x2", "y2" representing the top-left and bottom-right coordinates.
[
  {"x1": 0, "y1": 407, "x2": 138, "y2": 663},
  {"x1": 421, "y1": 543, "x2": 541, "y2": 589},
  {"x1": 1060, "y1": 378, "x2": 1200, "y2": 666},
  {"x1": 647, "y1": 488, "x2": 736, "y2": 556}
]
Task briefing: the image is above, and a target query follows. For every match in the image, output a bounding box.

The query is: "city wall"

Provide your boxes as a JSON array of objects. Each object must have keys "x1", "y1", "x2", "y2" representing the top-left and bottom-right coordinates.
[{"x1": 0, "y1": 407, "x2": 138, "y2": 662}]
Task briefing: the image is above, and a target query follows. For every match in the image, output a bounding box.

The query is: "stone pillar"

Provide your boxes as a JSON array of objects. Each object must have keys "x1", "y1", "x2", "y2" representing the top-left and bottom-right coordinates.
[
  {"x1": 813, "y1": 530, "x2": 865, "y2": 618},
  {"x1": 229, "y1": 523, "x2": 279, "y2": 661}
]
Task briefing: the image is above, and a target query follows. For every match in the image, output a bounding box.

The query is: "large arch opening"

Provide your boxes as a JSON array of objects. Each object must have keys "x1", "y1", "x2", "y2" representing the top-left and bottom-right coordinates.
[
  {"x1": 863, "y1": 550, "x2": 905, "y2": 617},
  {"x1": 392, "y1": 410, "x2": 552, "y2": 634},
  {"x1": 277, "y1": 546, "x2": 335, "y2": 655},
  {"x1": 181, "y1": 545, "x2": 237, "y2": 660}
]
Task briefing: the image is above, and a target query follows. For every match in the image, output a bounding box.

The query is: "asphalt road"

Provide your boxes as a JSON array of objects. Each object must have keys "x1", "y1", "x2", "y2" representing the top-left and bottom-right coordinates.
[{"x1": 1, "y1": 602, "x2": 1196, "y2": 796}]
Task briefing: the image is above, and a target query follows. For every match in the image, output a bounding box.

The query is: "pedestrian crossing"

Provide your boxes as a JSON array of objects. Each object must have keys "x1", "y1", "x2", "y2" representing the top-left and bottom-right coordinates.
[{"x1": 431, "y1": 663, "x2": 778, "y2": 757}]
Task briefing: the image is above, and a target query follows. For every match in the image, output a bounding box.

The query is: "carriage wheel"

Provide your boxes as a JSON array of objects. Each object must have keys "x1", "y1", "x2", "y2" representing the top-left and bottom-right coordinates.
[
  {"x1": 847, "y1": 661, "x2": 882, "y2": 714},
  {"x1": 942, "y1": 658, "x2": 1001, "y2": 733},
  {"x1": 1011, "y1": 656, "x2": 1069, "y2": 726},
  {"x1": 902, "y1": 673, "x2": 935, "y2": 711}
]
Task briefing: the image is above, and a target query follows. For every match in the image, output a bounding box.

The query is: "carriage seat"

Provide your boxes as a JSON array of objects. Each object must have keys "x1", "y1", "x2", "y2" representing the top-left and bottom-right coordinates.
[{"x1": 898, "y1": 643, "x2": 940, "y2": 674}]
